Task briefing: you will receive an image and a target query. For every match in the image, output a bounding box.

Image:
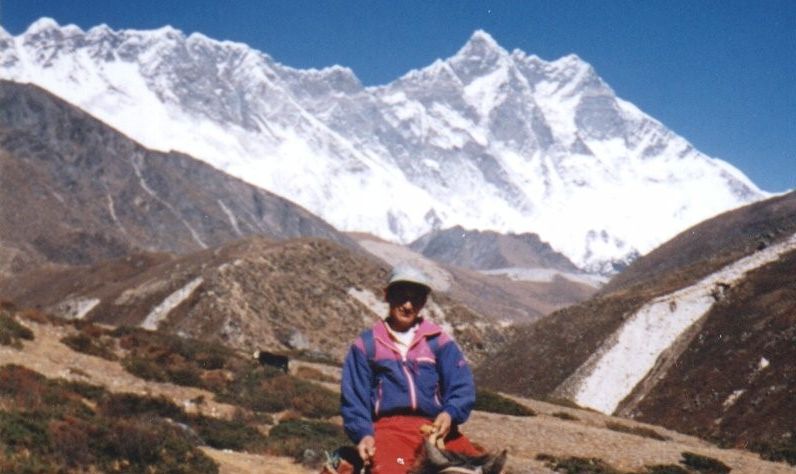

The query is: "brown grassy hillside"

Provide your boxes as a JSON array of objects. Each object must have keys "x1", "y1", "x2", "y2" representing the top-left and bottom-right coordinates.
[
  {"x1": 0, "y1": 237, "x2": 507, "y2": 364},
  {"x1": 475, "y1": 192, "x2": 796, "y2": 468},
  {"x1": 1, "y1": 306, "x2": 792, "y2": 474}
]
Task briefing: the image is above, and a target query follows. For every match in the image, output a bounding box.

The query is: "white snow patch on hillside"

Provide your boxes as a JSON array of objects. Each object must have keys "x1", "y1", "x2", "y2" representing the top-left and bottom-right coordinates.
[
  {"x1": 722, "y1": 389, "x2": 746, "y2": 409},
  {"x1": 141, "y1": 277, "x2": 203, "y2": 330},
  {"x1": 56, "y1": 298, "x2": 100, "y2": 320},
  {"x1": 218, "y1": 200, "x2": 243, "y2": 236},
  {"x1": 129, "y1": 155, "x2": 208, "y2": 249},
  {"x1": 568, "y1": 232, "x2": 796, "y2": 414}
]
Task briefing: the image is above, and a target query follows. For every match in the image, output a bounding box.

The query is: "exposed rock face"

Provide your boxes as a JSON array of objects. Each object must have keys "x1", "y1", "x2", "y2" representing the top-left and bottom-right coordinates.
[
  {"x1": 0, "y1": 80, "x2": 355, "y2": 276},
  {"x1": 476, "y1": 191, "x2": 796, "y2": 451},
  {"x1": 410, "y1": 225, "x2": 579, "y2": 272}
]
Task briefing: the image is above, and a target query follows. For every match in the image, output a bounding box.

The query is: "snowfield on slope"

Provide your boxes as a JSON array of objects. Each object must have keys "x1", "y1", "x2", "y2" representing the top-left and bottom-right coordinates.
[{"x1": 559, "y1": 232, "x2": 796, "y2": 414}]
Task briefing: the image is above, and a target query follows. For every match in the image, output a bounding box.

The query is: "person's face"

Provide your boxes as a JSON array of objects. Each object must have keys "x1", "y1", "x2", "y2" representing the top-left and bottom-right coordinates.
[{"x1": 385, "y1": 282, "x2": 429, "y2": 331}]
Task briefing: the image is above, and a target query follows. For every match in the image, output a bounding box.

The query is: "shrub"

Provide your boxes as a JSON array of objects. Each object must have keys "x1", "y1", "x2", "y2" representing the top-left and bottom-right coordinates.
[
  {"x1": 680, "y1": 451, "x2": 731, "y2": 474},
  {"x1": 0, "y1": 364, "x2": 50, "y2": 410},
  {"x1": 97, "y1": 391, "x2": 268, "y2": 453},
  {"x1": 0, "y1": 365, "x2": 96, "y2": 419},
  {"x1": 61, "y1": 332, "x2": 118, "y2": 360},
  {"x1": 167, "y1": 365, "x2": 204, "y2": 387},
  {"x1": 0, "y1": 367, "x2": 220, "y2": 473},
  {"x1": 0, "y1": 311, "x2": 34, "y2": 348},
  {"x1": 189, "y1": 414, "x2": 267, "y2": 452},
  {"x1": 750, "y1": 435, "x2": 796, "y2": 466},
  {"x1": 100, "y1": 417, "x2": 219, "y2": 473},
  {"x1": 219, "y1": 366, "x2": 339, "y2": 419},
  {"x1": 265, "y1": 375, "x2": 339, "y2": 418},
  {"x1": 99, "y1": 392, "x2": 185, "y2": 420},
  {"x1": 112, "y1": 327, "x2": 235, "y2": 368},
  {"x1": 122, "y1": 355, "x2": 169, "y2": 382},
  {"x1": 17, "y1": 307, "x2": 52, "y2": 324},
  {"x1": 0, "y1": 410, "x2": 50, "y2": 449},
  {"x1": 606, "y1": 421, "x2": 671, "y2": 441},
  {"x1": 644, "y1": 464, "x2": 690, "y2": 474},
  {"x1": 48, "y1": 417, "x2": 94, "y2": 466},
  {"x1": 113, "y1": 328, "x2": 338, "y2": 418},
  {"x1": 474, "y1": 389, "x2": 536, "y2": 417},
  {"x1": 295, "y1": 365, "x2": 338, "y2": 383},
  {"x1": 264, "y1": 419, "x2": 349, "y2": 466},
  {"x1": 552, "y1": 411, "x2": 579, "y2": 421},
  {"x1": 536, "y1": 454, "x2": 625, "y2": 474},
  {"x1": 63, "y1": 380, "x2": 107, "y2": 400},
  {"x1": 114, "y1": 327, "x2": 242, "y2": 389}
]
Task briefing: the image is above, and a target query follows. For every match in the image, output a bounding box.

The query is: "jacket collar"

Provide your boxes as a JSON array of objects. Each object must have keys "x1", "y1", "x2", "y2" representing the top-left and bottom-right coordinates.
[{"x1": 374, "y1": 318, "x2": 442, "y2": 351}]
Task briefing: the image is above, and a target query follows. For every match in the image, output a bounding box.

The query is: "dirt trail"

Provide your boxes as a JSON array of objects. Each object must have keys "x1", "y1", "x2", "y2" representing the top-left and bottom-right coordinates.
[
  {"x1": 200, "y1": 447, "x2": 313, "y2": 474},
  {"x1": 0, "y1": 320, "x2": 238, "y2": 418}
]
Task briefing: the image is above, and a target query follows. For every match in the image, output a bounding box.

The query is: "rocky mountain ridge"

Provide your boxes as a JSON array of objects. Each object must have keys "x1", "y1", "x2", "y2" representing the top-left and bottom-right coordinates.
[
  {"x1": 0, "y1": 19, "x2": 767, "y2": 273},
  {"x1": 410, "y1": 225, "x2": 581, "y2": 272},
  {"x1": 0, "y1": 80, "x2": 355, "y2": 277}
]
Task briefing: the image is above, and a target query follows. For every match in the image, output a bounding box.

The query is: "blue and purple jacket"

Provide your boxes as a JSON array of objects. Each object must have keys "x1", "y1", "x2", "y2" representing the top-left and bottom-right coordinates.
[{"x1": 341, "y1": 319, "x2": 475, "y2": 443}]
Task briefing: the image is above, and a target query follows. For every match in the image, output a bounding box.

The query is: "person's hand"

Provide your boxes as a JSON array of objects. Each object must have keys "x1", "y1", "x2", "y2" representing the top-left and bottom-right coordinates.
[
  {"x1": 432, "y1": 411, "x2": 452, "y2": 439},
  {"x1": 357, "y1": 435, "x2": 376, "y2": 464}
]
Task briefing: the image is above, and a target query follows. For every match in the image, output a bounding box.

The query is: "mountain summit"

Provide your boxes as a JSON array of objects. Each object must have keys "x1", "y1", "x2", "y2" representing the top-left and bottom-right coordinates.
[{"x1": 0, "y1": 19, "x2": 766, "y2": 272}]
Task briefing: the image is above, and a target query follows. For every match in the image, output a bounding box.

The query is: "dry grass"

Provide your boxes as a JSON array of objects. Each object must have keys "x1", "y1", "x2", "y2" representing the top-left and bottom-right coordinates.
[{"x1": 1, "y1": 313, "x2": 793, "y2": 474}]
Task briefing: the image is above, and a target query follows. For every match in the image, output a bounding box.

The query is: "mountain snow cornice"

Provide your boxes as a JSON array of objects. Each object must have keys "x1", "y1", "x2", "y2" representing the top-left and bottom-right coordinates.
[{"x1": 0, "y1": 19, "x2": 766, "y2": 273}]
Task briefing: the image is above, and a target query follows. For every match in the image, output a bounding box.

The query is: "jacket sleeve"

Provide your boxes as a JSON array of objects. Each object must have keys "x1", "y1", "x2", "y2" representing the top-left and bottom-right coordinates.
[
  {"x1": 436, "y1": 338, "x2": 476, "y2": 425},
  {"x1": 340, "y1": 341, "x2": 374, "y2": 443}
]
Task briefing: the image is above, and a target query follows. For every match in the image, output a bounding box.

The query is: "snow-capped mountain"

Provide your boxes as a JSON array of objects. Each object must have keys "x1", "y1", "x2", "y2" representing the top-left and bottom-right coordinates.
[{"x1": 0, "y1": 18, "x2": 766, "y2": 272}]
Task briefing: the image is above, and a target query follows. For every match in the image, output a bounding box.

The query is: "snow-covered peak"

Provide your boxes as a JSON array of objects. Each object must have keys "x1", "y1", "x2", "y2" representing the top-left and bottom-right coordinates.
[
  {"x1": 0, "y1": 20, "x2": 768, "y2": 273},
  {"x1": 448, "y1": 30, "x2": 512, "y2": 83},
  {"x1": 454, "y1": 29, "x2": 509, "y2": 63},
  {"x1": 24, "y1": 17, "x2": 61, "y2": 35},
  {"x1": 86, "y1": 23, "x2": 115, "y2": 36},
  {"x1": 147, "y1": 24, "x2": 185, "y2": 40},
  {"x1": 510, "y1": 49, "x2": 543, "y2": 65},
  {"x1": 462, "y1": 29, "x2": 504, "y2": 54}
]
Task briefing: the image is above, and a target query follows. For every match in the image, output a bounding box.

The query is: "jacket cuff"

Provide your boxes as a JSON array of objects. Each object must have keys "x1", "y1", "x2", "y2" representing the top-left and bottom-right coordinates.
[
  {"x1": 350, "y1": 426, "x2": 375, "y2": 444},
  {"x1": 442, "y1": 406, "x2": 467, "y2": 425}
]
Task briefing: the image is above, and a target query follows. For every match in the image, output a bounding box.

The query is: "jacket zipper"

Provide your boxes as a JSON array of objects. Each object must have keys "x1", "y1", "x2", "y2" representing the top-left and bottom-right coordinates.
[
  {"x1": 401, "y1": 355, "x2": 418, "y2": 411},
  {"x1": 376, "y1": 330, "x2": 442, "y2": 414},
  {"x1": 374, "y1": 380, "x2": 383, "y2": 416}
]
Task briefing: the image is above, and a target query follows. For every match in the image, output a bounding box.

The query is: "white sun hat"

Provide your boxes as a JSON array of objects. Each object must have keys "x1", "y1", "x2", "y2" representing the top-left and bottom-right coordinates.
[{"x1": 387, "y1": 263, "x2": 433, "y2": 292}]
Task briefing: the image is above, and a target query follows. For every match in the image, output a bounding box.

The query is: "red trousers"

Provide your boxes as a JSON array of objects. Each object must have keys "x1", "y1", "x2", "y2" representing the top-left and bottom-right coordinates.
[{"x1": 370, "y1": 416, "x2": 481, "y2": 474}]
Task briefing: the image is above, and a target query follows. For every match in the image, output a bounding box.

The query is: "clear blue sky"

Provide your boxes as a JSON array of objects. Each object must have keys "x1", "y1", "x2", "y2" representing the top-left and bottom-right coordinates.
[{"x1": 2, "y1": 0, "x2": 794, "y2": 192}]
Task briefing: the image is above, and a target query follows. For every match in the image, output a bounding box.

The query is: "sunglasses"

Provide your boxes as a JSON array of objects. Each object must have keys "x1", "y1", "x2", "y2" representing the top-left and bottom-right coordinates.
[{"x1": 386, "y1": 283, "x2": 429, "y2": 305}]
